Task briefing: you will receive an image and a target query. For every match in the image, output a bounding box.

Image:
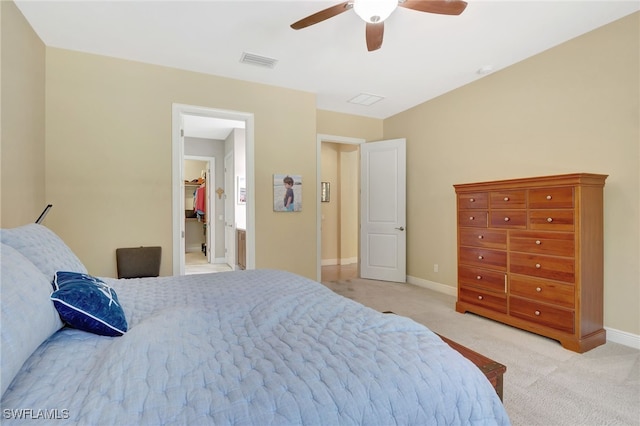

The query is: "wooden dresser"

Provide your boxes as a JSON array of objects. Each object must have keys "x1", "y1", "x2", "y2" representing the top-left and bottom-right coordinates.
[{"x1": 454, "y1": 173, "x2": 607, "y2": 353}]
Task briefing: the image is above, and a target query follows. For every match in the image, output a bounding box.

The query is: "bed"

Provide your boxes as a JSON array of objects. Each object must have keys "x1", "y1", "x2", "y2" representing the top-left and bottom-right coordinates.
[{"x1": 1, "y1": 224, "x2": 510, "y2": 425}]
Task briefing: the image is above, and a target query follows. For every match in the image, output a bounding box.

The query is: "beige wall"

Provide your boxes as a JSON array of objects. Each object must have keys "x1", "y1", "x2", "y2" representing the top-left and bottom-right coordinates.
[
  {"x1": 384, "y1": 13, "x2": 639, "y2": 335},
  {"x1": 42, "y1": 48, "x2": 318, "y2": 279},
  {"x1": 184, "y1": 160, "x2": 206, "y2": 187},
  {"x1": 0, "y1": 1, "x2": 46, "y2": 227},
  {"x1": 317, "y1": 110, "x2": 383, "y2": 142}
]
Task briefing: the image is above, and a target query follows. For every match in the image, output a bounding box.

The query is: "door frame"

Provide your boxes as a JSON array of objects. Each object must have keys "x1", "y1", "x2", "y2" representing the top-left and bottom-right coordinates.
[
  {"x1": 172, "y1": 103, "x2": 255, "y2": 275},
  {"x1": 316, "y1": 134, "x2": 366, "y2": 281}
]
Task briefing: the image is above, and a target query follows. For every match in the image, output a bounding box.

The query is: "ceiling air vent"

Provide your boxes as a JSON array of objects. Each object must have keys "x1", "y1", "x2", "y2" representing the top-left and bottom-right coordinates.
[
  {"x1": 240, "y1": 52, "x2": 278, "y2": 69},
  {"x1": 348, "y1": 93, "x2": 384, "y2": 106}
]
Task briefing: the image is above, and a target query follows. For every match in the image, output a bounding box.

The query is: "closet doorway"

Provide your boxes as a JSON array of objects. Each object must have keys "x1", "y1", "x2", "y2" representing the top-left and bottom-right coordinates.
[
  {"x1": 172, "y1": 104, "x2": 255, "y2": 276},
  {"x1": 183, "y1": 156, "x2": 219, "y2": 274}
]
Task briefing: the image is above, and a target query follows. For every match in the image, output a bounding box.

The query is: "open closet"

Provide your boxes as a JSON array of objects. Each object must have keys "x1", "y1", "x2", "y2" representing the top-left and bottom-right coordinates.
[{"x1": 184, "y1": 160, "x2": 208, "y2": 259}]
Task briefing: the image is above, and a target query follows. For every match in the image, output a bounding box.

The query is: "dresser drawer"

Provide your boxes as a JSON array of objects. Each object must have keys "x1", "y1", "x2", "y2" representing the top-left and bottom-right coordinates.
[
  {"x1": 458, "y1": 192, "x2": 488, "y2": 209},
  {"x1": 459, "y1": 228, "x2": 507, "y2": 249},
  {"x1": 529, "y1": 210, "x2": 574, "y2": 231},
  {"x1": 458, "y1": 210, "x2": 488, "y2": 228},
  {"x1": 529, "y1": 187, "x2": 573, "y2": 209},
  {"x1": 490, "y1": 210, "x2": 527, "y2": 228},
  {"x1": 459, "y1": 265, "x2": 506, "y2": 293},
  {"x1": 459, "y1": 247, "x2": 507, "y2": 271},
  {"x1": 509, "y1": 296, "x2": 574, "y2": 333},
  {"x1": 490, "y1": 190, "x2": 526, "y2": 209},
  {"x1": 460, "y1": 286, "x2": 507, "y2": 314},
  {"x1": 509, "y1": 231, "x2": 575, "y2": 257},
  {"x1": 510, "y1": 252, "x2": 574, "y2": 283},
  {"x1": 510, "y1": 275, "x2": 574, "y2": 309}
]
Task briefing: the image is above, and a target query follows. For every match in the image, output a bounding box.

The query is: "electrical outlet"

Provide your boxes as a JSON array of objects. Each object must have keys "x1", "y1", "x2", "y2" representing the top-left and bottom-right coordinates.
[{"x1": 434, "y1": 264, "x2": 439, "y2": 273}]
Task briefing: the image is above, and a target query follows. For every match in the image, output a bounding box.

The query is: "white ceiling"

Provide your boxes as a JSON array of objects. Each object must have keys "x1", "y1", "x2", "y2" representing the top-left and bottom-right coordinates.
[{"x1": 16, "y1": 0, "x2": 639, "y2": 124}]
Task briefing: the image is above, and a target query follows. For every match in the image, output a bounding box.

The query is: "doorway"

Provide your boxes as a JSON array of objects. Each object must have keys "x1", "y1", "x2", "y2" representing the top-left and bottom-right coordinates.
[
  {"x1": 316, "y1": 134, "x2": 365, "y2": 282},
  {"x1": 172, "y1": 104, "x2": 255, "y2": 276}
]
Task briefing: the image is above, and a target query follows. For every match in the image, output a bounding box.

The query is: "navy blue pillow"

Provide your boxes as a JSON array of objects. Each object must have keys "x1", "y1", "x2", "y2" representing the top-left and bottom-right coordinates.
[{"x1": 51, "y1": 271, "x2": 127, "y2": 337}]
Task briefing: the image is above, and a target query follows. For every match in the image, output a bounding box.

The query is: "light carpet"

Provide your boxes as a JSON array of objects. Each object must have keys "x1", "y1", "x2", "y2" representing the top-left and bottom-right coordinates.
[
  {"x1": 321, "y1": 274, "x2": 640, "y2": 426},
  {"x1": 185, "y1": 252, "x2": 233, "y2": 275}
]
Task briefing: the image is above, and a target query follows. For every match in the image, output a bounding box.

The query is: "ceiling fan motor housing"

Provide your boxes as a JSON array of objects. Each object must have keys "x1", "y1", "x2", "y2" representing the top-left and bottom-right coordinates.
[{"x1": 353, "y1": 0, "x2": 398, "y2": 23}]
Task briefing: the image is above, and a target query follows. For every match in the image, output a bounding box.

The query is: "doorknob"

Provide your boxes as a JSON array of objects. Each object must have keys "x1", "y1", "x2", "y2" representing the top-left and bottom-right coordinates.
[{"x1": 395, "y1": 226, "x2": 405, "y2": 231}]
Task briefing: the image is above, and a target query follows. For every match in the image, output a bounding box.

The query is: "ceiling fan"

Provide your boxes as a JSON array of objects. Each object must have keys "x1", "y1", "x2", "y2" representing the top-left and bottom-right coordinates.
[{"x1": 291, "y1": 0, "x2": 468, "y2": 52}]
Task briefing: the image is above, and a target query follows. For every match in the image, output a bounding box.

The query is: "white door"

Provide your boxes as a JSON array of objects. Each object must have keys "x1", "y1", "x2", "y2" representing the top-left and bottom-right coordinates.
[
  {"x1": 360, "y1": 138, "x2": 406, "y2": 282},
  {"x1": 224, "y1": 152, "x2": 236, "y2": 268}
]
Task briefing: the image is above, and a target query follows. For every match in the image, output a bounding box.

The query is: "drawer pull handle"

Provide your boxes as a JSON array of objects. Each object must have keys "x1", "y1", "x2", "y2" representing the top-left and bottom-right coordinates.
[
  {"x1": 478, "y1": 235, "x2": 484, "y2": 239},
  {"x1": 478, "y1": 255, "x2": 484, "y2": 260},
  {"x1": 535, "y1": 263, "x2": 541, "y2": 269},
  {"x1": 546, "y1": 195, "x2": 552, "y2": 200},
  {"x1": 547, "y1": 217, "x2": 553, "y2": 223},
  {"x1": 476, "y1": 275, "x2": 482, "y2": 280},
  {"x1": 535, "y1": 240, "x2": 542, "y2": 245},
  {"x1": 503, "y1": 197, "x2": 509, "y2": 201},
  {"x1": 470, "y1": 198, "x2": 475, "y2": 202},
  {"x1": 504, "y1": 217, "x2": 510, "y2": 222},
  {"x1": 469, "y1": 216, "x2": 475, "y2": 221},
  {"x1": 535, "y1": 310, "x2": 541, "y2": 316},
  {"x1": 478, "y1": 295, "x2": 483, "y2": 300},
  {"x1": 536, "y1": 287, "x2": 542, "y2": 292}
]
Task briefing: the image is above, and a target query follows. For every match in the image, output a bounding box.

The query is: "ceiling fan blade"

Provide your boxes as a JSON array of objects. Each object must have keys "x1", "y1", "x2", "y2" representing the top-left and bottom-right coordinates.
[
  {"x1": 399, "y1": 0, "x2": 468, "y2": 16},
  {"x1": 366, "y1": 22, "x2": 384, "y2": 52},
  {"x1": 290, "y1": 2, "x2": 353, "y2": 30}
]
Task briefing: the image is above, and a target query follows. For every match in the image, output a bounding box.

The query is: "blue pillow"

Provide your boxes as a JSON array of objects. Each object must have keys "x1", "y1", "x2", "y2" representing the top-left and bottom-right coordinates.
[{"x1": 51, "y1": 271, "x2": 127, "y2": 337}]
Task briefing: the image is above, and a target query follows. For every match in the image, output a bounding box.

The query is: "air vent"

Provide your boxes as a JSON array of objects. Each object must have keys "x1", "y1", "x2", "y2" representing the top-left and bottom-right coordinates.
[
  {"x1": 348, "y1": 93, "x2": 384, "y2": 106},
  {"x1": 240, "y1": 52, "x2": 278, "y2": 68}
]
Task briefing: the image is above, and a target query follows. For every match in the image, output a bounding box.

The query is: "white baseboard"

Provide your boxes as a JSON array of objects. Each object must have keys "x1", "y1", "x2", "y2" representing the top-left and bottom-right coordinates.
[
  {"x1": 605, "y1": 327, "x2": 640, "y2": 349},
  {"x1": 213, "y1": 257, "x2": 227, "y2": 264},
  {"x1": 406, "y1": 275, "x2": 640, "y2": 350},
  {"x1": 340, "y1": 257, "x2": 357, "y2": 265},
  {"x1": 406, "y1": 275, "x2": 457, "y2": 297}
]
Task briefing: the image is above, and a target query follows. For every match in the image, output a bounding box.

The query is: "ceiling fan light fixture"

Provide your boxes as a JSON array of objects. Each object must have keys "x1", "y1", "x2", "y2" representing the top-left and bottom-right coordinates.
[{"x1": 353, "y1": 0, "x2": 398, "y2": 23}]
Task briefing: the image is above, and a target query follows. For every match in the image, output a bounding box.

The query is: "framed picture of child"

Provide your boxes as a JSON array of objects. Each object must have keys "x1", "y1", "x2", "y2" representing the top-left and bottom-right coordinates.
[{"x1": 273, "y1": 174, "x2": 302, "y2": 212}]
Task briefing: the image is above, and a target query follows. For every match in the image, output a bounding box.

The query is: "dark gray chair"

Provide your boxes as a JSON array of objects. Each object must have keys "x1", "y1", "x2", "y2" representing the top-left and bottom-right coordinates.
[{"x1": 115, "y1": 246, "x2": 161, "y2": 279}]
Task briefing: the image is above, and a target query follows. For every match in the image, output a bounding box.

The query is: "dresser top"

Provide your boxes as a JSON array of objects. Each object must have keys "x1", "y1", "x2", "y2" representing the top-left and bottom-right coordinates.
[{"x1": 454, "y1": 173, "x2": 608, "y2": 192}]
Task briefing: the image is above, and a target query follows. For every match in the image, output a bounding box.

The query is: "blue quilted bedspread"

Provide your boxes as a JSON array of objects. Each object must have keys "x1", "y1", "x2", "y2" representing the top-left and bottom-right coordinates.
[{"x1": 1, "y1": 269, "x2": 510, "y2": 425}]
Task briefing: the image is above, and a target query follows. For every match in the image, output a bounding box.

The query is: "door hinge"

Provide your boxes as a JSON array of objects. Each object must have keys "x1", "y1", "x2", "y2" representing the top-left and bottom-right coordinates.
[{"x1": 180, "y1": 129, "x2": 184, "y2": 137}]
